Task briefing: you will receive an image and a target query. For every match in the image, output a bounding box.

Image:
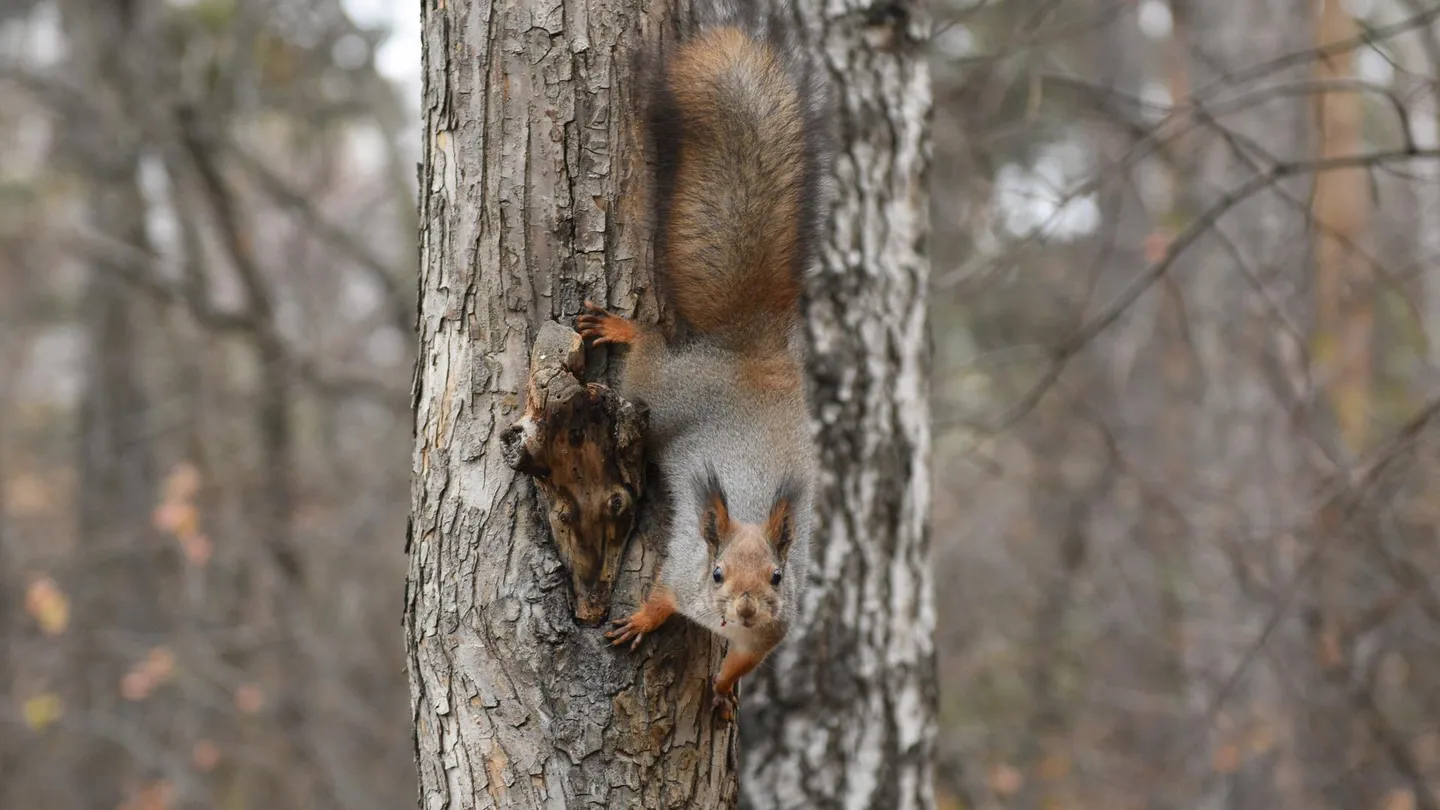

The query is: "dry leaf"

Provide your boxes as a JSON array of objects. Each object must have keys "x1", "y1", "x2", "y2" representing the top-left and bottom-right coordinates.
[
  {"x1": 162, "y1": 461, "x2": 202, "y2": 502},
  {"x1": 235, "y1": 684, "x2": 265, "y2": 714},
  {"x1": 1212, "y1": 743, "x2": 1241, "y2": 774},
  {"x1": 7, "y1": 472, "x2": 53, "y2": 516},
  {"x1": 118, "y1": 779, "x2": 174, "y2": 810},
  {"x1": 192, "y1": 740, "x2": 221, "y2": 772},
  {"x1": 1245, "y1": 723, "x2": 1277, "y2": 754},
  {"x1": 22, "y1": 693, "x2": 63, "y2": 731},
  {"x1": 1383, "y1": 788, "x2": 1416, "y2": 810},
  {"x1": 25, "y1": 576, "x2": 70, "y2": 636},
  {"x1": 121, "y1": 671, "x2": 153, "y2": 702},
  {"x1": 144, "y1": 647, "x2": 176, "y2": 683},
  {"x1": 987, "y1": 763, "x2": 1023, "y2": 797},
  {"x1": 152, "y1": 502, "x2": 198, "y2": 537},
  {"x1": 1143, "y1": 231, "x2": 1171, "y2": 263},
  {"x1": 1317, "y1": 627, "x2": 1344, "y2": 669},
  {"x1": 180, "y1": 533, "x2": 213, "y2": 567},
  {"x1": 1039, "y1": 751, "x2": 1071, "y2": 782},
  {"x1": 935, "y1": 792, "x2": 964, "y2": 810}
]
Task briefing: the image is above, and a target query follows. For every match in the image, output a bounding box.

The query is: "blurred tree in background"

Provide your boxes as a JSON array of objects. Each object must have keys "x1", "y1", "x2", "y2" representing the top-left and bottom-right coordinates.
[
  {"x1": 2, "y1": 1, "x2": 415, "y2": 807},
  {"x1": 6, "y1": 0, "x2": 1440, "y2": 808},
  {"x1": 930, "y1": 1, "x2": 1440, "y2": 809}
]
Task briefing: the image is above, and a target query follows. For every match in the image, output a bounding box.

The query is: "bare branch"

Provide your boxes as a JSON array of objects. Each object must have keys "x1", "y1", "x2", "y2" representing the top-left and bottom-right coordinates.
[
  {"x1": 994, "y1": 148, "x2": 1440, "y2": 431},
  {"x1": 64, "y1": 226, "x2": 408, "y2": 411}
]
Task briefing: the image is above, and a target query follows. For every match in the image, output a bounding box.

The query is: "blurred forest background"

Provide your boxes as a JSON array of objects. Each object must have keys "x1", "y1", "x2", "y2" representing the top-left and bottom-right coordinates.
[{"x1": 4, "y1": 1, "x2": 1440, "y2": 809}]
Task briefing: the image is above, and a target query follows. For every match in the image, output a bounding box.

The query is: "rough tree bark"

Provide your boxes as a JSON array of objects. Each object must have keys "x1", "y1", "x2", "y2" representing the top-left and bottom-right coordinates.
[
  {"x1": 408, "y1": 0, "x2": 937, "y2": 805},
  {"x1": 738, "y1": 1, "x2": 937, "y2": 808},
  {"x1": 406, "y1": 0, "x2": 740, "y2": 807}
]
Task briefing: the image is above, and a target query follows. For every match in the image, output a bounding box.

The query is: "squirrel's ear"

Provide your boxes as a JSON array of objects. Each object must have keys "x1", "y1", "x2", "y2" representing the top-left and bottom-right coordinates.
[
  {"x1": 693, "y1": 465, "x2": 731, "y2": 551},
  {"x1": 765, "y1": 477, "x2": 803, "y2": 562}
]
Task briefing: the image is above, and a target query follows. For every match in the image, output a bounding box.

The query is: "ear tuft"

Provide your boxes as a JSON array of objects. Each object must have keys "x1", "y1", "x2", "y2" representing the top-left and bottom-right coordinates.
[
  {"x1": 765, "y1": 475, "x2": 804, "y2": 561},
  {"x1": 693, "y1": 464, "x2": 731, "y2": 551}
]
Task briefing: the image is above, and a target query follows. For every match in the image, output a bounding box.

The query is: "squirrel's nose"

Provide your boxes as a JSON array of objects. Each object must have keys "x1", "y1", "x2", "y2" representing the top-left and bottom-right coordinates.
[{"x1": 736, "y1": 595, "x2": 757, "y2": 620}]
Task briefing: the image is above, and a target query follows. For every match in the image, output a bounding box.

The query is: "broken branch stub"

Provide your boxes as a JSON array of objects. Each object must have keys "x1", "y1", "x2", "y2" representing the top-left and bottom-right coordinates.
[{"x1": 500, "y1": 321, "x2": 647, "y2": 624}]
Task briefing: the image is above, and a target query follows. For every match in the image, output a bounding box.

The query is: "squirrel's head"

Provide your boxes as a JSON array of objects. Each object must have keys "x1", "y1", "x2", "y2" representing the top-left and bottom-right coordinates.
[{"x1": 693, "y1": 465, "x2": 801, "y2": 630}]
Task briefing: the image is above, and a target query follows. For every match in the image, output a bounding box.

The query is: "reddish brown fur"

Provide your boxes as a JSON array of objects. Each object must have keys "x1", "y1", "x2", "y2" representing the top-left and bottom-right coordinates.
[
  {"x1": 701, "y1": 488, "x2": 734, "y2": 547},
  {"x1": 714, "y1": 646, "x2": 763, "y2": 694},
  {"x1": 718, "y1": 528, "x2": 775, "y2": 598},
  {"x1": 590, "y1": 21, "x2": 820, "y2": 723},
  {"x1": 575, "y1": 301, "x2": 645, "y2": 347},
  {"x1": 576, "y1": 302, "x2": 664, "y2": 395},
  {"x1": 712, "y1": 646, "x2": 764, "y2": 721},
  {"x1": 663, "y1": 27, "x2": 806, "y2": 356},
  {"x1": 711, "y1": 516, "x2": 792, "y2": 641},
  {"x1": 763, "y1": 492, "x2": 795, "y2": 553},
  {"x1": 739, "y1": 353, "x2": 804, "y2": 392}
]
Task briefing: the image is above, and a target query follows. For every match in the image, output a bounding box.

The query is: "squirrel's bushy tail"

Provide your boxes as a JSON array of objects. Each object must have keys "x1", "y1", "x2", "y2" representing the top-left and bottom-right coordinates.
[{"x1": 649, "y1": 2, "x2": 829, "y2": 353}]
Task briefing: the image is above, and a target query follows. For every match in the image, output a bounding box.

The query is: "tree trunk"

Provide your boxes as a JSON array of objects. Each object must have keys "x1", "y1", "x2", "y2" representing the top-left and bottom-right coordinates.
[
  {"x1": 62, "y1": 2, "x2": 169, "y2": 806},
  {"x1": 1312, "y1": 0, "x2": 1372, "y2": 455},
  {"x1": 406, "y1": 0, "x2": 739, "y2": 807},
  {"x1": 1179, "y1": 1, "x2": 1316, "y2": 807},
  {"x1": 738, "y1": 1, "x2": 937, "y2": 809}
]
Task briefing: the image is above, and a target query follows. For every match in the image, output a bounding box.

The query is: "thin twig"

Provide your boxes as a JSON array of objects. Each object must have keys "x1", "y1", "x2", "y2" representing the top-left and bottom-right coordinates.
[
  {"x1": 993, "y1": 148, "x2": 1440, "y2": 431},
  {"x1": 65, "y1": 227, "x2": 408, "y2": 411}
]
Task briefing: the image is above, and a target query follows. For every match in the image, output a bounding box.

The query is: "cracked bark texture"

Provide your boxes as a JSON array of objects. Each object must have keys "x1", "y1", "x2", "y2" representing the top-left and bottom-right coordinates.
[
  {"x1": 738, "y1": 1, "x2": 937, "y2": 809},
  {"x1": 406, "y1": 0, "x2": 739, "y2": 808}
]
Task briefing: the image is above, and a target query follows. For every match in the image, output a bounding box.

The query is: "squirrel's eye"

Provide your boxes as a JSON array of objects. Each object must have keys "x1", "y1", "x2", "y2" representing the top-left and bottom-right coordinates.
[
  {"x1": 771, "y1": 568, "x2": 783, "y2": 586},
  {"x1": 609, "y1": 494, "x2": 626, "y2": 515},
  {"x1": 712, "y1": 567, "x2": 724, "y2": 584}
]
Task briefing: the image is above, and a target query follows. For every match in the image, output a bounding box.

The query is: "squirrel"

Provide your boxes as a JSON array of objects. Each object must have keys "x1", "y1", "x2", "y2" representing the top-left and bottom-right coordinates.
[{"x1": 575, "y1": 6, "x2": 828, "y2": 722}]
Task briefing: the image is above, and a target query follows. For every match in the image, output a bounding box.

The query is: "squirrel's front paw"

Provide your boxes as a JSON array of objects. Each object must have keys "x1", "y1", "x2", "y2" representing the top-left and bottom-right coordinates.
[
  {"x1": 576, "y1": 301, "x2": 637, "y2": 347},
  {"x1": 711, "y1": 680, "x2": 738, "y2": 723},
  {"x1": 605, "y1": 612, "x2": 650, "y2": 651}
]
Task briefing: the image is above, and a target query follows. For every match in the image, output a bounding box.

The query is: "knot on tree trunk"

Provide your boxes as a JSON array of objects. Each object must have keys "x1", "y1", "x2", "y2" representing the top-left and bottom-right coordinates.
[{"x1": 500, "y1": 320, "x2": 648, "y2": 624}]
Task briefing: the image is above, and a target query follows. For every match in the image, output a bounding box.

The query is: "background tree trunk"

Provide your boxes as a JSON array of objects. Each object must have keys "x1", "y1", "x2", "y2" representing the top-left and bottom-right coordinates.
[
  {"x1": 1312, "y1": 0, "x2": 1372, "y2": 455},
  {"x1": 738, "y1": 1, "x2": 938, "y2": 808},
  {"x1": 63, "y1": 2, "x2": 170, "y2": 806},
  {"x1": 406, "y1": 0, "x2": 740, "y2": 807},
  {"x1": 1177, "y1": 1, "x2": 1317, "y2": 806}
]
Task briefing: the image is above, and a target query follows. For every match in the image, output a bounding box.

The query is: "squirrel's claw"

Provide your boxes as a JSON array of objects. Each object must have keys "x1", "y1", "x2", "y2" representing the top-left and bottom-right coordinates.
[
  {"x1": 711, "y1": 685, "x2": 738, "y2": 723},
  {"x1": 605, "y1": 617, "x2": 646, "y2": 651},
  {"x1": 575, "y1": 303, "x2": 637, "y2": 347},
  {"x1": 575, "y1": 301, "x2": 619, "y2": 346},
  {"x1": 575, "y1": 319, "x2": 613, "y2": 346}
]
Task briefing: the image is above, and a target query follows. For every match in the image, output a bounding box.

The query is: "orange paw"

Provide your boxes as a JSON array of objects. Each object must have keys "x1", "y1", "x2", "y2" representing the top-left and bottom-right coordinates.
[
  {"x1": 576, "y1": 301, "x2": 638, "y2": 346},
  {"x1": 711, "y1": 679, "x2": 738, "y2": 723},
  {"x1": 605, "y1": 608, "x2": 664, "y2": 651}
]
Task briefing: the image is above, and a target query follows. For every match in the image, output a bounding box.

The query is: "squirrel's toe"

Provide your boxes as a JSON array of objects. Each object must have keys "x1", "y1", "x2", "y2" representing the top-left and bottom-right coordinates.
[
  {"x1": 605, "y1": 618, "x2": 646, "y2": 650},
  {"x1": 711, "y1": 692, "x2": 737, "y2": 723}
]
